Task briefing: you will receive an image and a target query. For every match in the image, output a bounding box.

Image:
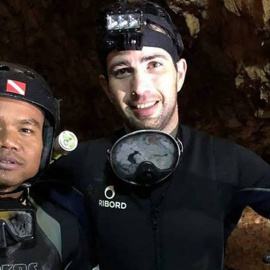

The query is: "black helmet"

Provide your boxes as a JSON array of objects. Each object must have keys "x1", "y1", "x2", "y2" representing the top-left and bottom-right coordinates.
[
  {"x1": 96, "y1": 0, "x2": 184, "y2": 71},
  {"x1": 0, "y1": 62, "x2": 60, "y2": 182}
]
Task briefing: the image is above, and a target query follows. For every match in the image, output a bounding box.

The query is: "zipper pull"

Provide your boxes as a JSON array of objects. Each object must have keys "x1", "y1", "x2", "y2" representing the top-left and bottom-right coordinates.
[{"x1": 151, "y1": 208, "x2": 159, "y2": 231}]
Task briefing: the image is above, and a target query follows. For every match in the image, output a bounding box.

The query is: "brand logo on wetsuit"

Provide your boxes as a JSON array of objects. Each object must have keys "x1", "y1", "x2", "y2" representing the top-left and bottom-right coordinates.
[
  {"x1": 99, "y1": 185, "x2": 127, "y2": 209},
  {"x1": 0, "y1": 263, "x2": 38, "y2": 270}
]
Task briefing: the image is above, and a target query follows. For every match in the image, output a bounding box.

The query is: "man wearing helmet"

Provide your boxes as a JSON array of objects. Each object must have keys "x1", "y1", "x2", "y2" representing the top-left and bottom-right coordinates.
[
  {"x1": 48, "y1": 1, "x2": 270, "y2": 269},
  {"x1": 0, "y1": 62, "x2": 90, "y2": 269}
]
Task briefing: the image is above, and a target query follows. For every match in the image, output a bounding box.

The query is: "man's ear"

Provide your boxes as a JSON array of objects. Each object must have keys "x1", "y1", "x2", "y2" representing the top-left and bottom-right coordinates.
[
  {"x1": 99, "y1": 75, "x2": 112, "y2": 102},
  {"x1": 176, "y1": 58, "x2": 187, "y2": 93}
]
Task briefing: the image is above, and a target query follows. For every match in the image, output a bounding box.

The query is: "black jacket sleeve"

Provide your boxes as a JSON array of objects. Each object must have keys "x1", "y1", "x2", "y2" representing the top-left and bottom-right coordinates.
[{"x1": 229, "y1": 143, "x2": 270, "y2": 218}]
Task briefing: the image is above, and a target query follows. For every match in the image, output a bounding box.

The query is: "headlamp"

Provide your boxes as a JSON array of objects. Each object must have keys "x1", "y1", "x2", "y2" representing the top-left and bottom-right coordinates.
[
  {"x1": 107, "y1": 130, "x2": 183, "y2": 187},
  {"x1": 97, "y1": 1, "x2": 184, "y2": 65},
  {"x1": 107, "y1": 12, "x2": 142, "y2": 32}
]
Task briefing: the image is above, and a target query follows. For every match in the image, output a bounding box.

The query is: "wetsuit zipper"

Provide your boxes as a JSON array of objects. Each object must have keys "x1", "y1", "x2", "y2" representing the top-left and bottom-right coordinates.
[{"x1": 151, "y1": 207, "x2": 161, "y2": 270}]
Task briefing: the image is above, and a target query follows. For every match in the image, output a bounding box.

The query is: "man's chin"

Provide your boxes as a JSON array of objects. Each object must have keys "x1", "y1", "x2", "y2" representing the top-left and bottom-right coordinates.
[
  {"x1": 124, "y1": 118, "x2": 161, "y2": 132},
  {"x1": 0, "y1": 181, "x2": 21, "y2": 193},
  {"x1": 0, "y1": 183, "x2": 12, "y2": 190}
]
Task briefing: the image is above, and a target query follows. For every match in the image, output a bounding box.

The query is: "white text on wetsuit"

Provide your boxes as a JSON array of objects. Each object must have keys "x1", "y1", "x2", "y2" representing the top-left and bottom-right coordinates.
[
  {"x1": 99, "y1": 200, "x2": 127, "y2": 209},
  {"x1": 99, "y1": 185, "x2": 127, "y2": 209}
]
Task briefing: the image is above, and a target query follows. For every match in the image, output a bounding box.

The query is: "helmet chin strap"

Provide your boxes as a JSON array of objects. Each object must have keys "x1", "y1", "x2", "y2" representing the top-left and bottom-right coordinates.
[
  {"x1": 0, "y1": 184, "x2": 30, "y2": 196},
  {"x1": 0, "y1": 174, "x2": 38, "y2": 196}
]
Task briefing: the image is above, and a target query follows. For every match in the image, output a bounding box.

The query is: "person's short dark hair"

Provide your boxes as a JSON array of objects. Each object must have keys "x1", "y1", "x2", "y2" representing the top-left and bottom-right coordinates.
[{"x1": 95, "y1": 0, "x2": 184, "y2": 75}]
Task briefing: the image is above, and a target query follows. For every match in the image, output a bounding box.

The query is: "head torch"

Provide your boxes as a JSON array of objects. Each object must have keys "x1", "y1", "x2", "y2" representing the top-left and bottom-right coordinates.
[
  {"x1": 107, "y1": 130, "x2": 183, "y2": 187},
  {"x1": 104, "y1": 7, "x2": 144, "y2": 52},
  {"x1": 0, "y1": 200, "x2": 35, "y2": 249},
  {"x1": 96, "y1": 0, "x2": 184, "y2": 65},
  {"x1": 107, "y1": 12, "x2": 142, "y2": 31}
]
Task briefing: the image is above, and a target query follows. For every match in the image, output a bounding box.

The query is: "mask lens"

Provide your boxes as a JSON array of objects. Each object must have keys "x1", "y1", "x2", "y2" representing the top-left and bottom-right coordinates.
[
  {"x1": 0, "y1": 210, "x2": 35, "y2": 248},
  {"x1": 109, "y1": 130, "x2": 182, "y2": 186}
]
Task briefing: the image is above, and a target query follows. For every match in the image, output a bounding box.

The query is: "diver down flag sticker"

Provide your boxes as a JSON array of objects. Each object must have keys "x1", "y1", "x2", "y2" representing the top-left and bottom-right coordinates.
[{"x1": 6, "y1": 79, "x2": 26, "y2": 96}]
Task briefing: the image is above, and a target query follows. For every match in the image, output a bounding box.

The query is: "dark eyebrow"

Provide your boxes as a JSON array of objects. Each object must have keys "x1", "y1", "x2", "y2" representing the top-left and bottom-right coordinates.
[
  {"x1": 109, "y1": 54, "x2": 169, "y2": 71},
  {"x1": 141, "y1": 54, "x2": 169, "y2": 62},
  {"x1": 109, "y1": 61, "x2": 130, "y2": 72},
  {"x1": 18, "y1": 119, "x2": 42, "y2": 129}
]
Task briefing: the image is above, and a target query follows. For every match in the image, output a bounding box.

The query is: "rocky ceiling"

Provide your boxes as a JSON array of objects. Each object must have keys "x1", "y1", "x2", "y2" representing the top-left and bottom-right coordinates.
[{"x1": 0, "y1": 0, "x2": 269, "y2": 269}]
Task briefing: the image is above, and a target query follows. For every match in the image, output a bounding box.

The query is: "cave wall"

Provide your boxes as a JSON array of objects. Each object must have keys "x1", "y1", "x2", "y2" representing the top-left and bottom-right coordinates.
[
  {"x1": 166, "y1": 0, "x2": 270, "y2": 154},
  {"x1": 0, "y1": 0, "x2": 269, "y2": 269}
]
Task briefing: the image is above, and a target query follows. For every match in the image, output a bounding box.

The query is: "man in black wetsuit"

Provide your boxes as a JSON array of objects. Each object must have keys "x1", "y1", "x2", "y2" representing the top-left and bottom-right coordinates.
[
  {"x1": 48, "y1": 1, "x2": 270, "y2": 269},
  {"x1": 0, "y1": 62, "x2": 90, "y2": 269}
]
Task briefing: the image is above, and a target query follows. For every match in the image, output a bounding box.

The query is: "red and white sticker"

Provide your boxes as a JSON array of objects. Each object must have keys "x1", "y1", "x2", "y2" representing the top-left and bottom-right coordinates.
[{"x1": 6, "y1": 79, "x2": 26, "y2": 96}]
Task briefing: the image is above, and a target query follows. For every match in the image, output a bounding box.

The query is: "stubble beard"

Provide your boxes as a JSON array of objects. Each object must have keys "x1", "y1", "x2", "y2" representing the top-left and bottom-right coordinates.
[
  {"x1": 0, "y1": 171, "x2": 25, "y2": 193},
  {"x1": 0, "y1": 171, "x2": 9, "y2": 189},
  {"x1": 121, "y1": 97, "x2": 179, "y2": 133},
  {"x1": 111, "y1": 79, "x2": 179, "y2": 133}
]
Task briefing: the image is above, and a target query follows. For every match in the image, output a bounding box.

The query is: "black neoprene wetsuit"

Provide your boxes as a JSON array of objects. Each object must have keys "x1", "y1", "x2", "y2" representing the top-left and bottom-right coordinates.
[
  {"x1": 0, "y1": 181, "x2": 90, "y2": 270},
  {"x1": 48, "y1": 125, "x2": 270, "y2": 270}
]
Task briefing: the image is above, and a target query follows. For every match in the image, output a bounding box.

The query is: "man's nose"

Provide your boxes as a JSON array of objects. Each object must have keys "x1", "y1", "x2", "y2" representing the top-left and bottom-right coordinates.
[
  {"x1": 0, "y1": 128, "x2": 19, "y2": 151},
  {"x1": 130, "y1": 70, "x2": 151, "y2": 97}
]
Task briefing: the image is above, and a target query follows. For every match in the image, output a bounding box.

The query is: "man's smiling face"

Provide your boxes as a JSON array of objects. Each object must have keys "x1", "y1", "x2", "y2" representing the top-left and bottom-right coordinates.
[{"x1": 100, "y1": 46, "x2": 187, "y2": 134}]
